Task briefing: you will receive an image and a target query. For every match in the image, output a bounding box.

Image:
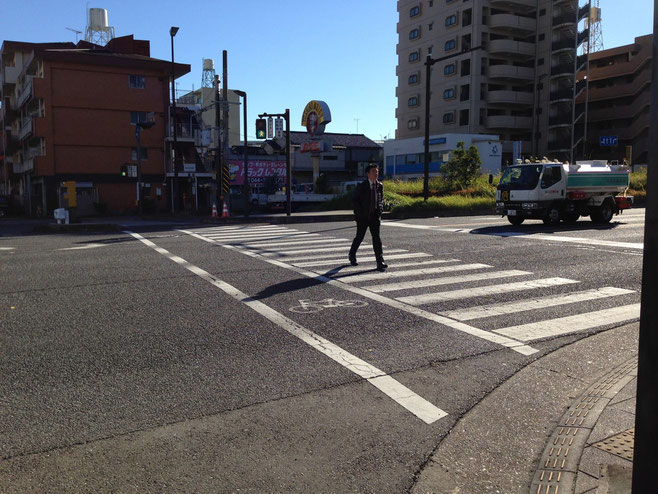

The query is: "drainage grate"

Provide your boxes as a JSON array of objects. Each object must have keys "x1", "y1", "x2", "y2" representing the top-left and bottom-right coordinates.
[{"x1": 593, "y1": 428, "x2": 635, "y2": 461}]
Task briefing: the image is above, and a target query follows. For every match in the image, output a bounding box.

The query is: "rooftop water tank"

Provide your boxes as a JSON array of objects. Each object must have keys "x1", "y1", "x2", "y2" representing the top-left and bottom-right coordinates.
[
  {"x1": 203, "y1": 59, "x2": 215, "y2": 71},
  {"x1": 88, "y1": 8, "x2": 109, "y2": 29}
]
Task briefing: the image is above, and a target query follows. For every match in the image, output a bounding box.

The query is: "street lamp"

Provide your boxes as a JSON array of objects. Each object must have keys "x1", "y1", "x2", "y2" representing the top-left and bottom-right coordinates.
[
  {"x1": 233, "y1": 90, "x2": 250, "y2": 218},
  {"x1": 170, "y1": 26, "x2": 179, "y2": 213},
  {"x1": 423, "y1": 45, "x2": 483, "y2": 200}
]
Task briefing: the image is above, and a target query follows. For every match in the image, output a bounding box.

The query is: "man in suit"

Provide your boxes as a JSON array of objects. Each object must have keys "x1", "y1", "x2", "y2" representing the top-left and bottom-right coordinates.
[{"x1": 348, "y1": 163, "x2": 387, "y2": 271}]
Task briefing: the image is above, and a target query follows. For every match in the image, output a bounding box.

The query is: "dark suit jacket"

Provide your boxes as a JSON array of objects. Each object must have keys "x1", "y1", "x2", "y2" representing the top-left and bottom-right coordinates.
[{"x1": 353, "y1": 179, "x2": 383, "y2": 222}]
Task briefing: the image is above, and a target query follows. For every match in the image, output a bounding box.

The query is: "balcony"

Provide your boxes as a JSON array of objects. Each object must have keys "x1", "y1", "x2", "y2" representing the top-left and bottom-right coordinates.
[
  {"x1": 551, "y1": 63, "x2": 575, "y2": 78},
  {"x1": 168, "y1": 122, "x2": 200, "y2": 143},
  {"x1": 488, "y1": 39, "x2": 535, "y2": 59},
  {"x1": 552, "y1": 13, "x2": 576, "y2": 28},
  {"x1": 488, "y1": 64, "x2": 535, "y2": 81},
  {"x1": 486, "y1": 115, "x2": 533, "y2": 129},
  {"x1": 552, "y1": 38, "x2": 576, "y2": 53},
  {"x1": 13, "y1": 156, "x2": 34, "y2": 174},
  {"x1": 18, "y1": 118, "x2": 33, "y2": 141},
  {"x1": 548, "y1": 115, "x2": 572, "y2": 127},
  {"x1": 1, "y1": 65, "x2": 20, "y2": 87},
  {"x1": 17, "y1": 78, "x2": 33, "y2": 108},
  {"x1": 489, "y1": 14, "x2": 536, "y2": 35},
  {"x1": 489, "y1": 0, "x2": 536, "y2": 11},
  {"x1": 487, "y1": 90, "x2": 534, "y2": 105}
]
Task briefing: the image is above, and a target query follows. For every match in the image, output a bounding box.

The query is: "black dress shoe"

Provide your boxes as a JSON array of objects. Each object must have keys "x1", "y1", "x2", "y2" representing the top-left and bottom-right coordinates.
[
  {"x1": 377, "y1": 259, "x2": 388, "y2": 269},
  {"x1": 376, "y1": 263, "x2": 387, "y2": 272},
  {"x1": 349, "y1": 255, "x2": 358, "y2": 266}
]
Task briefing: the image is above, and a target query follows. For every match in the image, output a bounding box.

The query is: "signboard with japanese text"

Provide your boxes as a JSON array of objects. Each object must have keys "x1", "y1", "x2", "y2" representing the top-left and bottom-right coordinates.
[{"x1": 228, "y1": 160, "x2": 286, "y2": 186}]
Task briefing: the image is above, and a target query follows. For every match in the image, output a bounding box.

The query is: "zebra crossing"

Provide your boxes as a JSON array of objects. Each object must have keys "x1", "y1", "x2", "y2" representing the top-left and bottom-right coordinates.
[{"x1": 183, "y1": 224, "x2": 641, "y2": 350}]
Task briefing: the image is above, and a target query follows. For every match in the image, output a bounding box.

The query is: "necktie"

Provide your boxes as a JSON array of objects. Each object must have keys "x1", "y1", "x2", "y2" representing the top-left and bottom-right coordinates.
[{"x1": 370, "y1": 183, "x2": 375, "y2": 214}]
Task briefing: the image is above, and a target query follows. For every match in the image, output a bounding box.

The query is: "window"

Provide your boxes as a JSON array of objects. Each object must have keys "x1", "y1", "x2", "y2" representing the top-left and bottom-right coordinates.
[
  {"x1": 429, "y1": 0, "x2": 434, "y2": 6},
  {"x1": 461, "y1": 58, "x2": 470, "y2": 76},
  {"x1": 443, "y1": 88, "x2": 455, "y2": 99},
  {"x1": 444, "y1": 63, "x2": 456, "y2": 75},
  {"x1": 459, "y1": 109, "x2": 469, "y2": 126},
  {"x1": 445, "y1": 39, "x2": 456, "y2": 51},
  {"x1": 410, "y1": 5, "x2": 420, "y2": 17},
  {"x1": 129, "y1": 75, "x2": 146, "y2": 89},
  {"x1": 539, "y1": 8, "x2": 546, "y2": 16},
  {"x1": 409, "y1": 28, "x2": 420, "y2": 40},
  {"x1": 443, "y1": 112, "x2": 455, "y2": 124},
  {"x1": 541, "y1": 166, "x2": 562, "y2": 188},
  {"x1": 538, "y1": 58, "x2": 545, "y2": 66},
  {"x1": 409, "y1": 50, "x2": 420, "y2": 62},
  {"x1": 408, "y1": 73, "x2": 419, "y2": 85},
  {"x1": 428, "y1": 45, "x2": 433, "y2": 55},
  {"x1": 408, "y1": 118, "x2": 419, "y2": 129},
  {"x1": 445, "y1": 14, "x2": 457, "y2": 27},
  {"x1": 460, "y1": 84, "x2": 470, "y2": 101},
  {"x1": 131, "y1": 147, "x2": 148, "y2": 160},
  {"x1": 538, "y1": 33, "x2": 545, "y2": 41},
  {"x1": 428, "y1": 22, "x2": 434, "y2": 31},
  {"x1": 130, "y1": 111, "x2": 147, "y2": 124},
  {"x1": 408, "y1": 96, "x2": 419, "y2": 107}
]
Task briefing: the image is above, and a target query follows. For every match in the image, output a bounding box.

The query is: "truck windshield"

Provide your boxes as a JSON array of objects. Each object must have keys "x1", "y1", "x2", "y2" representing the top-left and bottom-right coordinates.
[{"x1": 498, "y1": 165, "x2": 543, "y2": 190}]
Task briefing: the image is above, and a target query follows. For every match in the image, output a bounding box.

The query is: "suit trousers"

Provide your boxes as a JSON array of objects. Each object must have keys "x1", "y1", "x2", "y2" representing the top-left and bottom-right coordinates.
[{"x1": 349, "y1": 215, "x2": 383, "y2": 261}]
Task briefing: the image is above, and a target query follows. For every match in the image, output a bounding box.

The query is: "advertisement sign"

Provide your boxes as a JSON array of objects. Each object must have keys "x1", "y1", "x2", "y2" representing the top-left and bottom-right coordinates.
[
  {"x1": 228, "y1": 160, "x2": 286, "y2": 186},
  {"x1": 301, "y1": 100, "x2": 332, "y2": 138}
]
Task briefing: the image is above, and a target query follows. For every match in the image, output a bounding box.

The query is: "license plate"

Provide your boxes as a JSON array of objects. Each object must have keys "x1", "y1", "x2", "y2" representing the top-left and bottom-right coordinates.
[{"x1": 508, "y1": 210, "x2": 517, "y2": 216}]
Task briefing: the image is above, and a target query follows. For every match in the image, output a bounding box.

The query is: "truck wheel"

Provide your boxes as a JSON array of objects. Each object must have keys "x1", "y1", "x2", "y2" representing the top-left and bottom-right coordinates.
[
  {"x1": 542, "y1": 206, "x2": 560, "y2": 225},
  {"x1": 591, "y1": 203, "x2": 613, "y2": 224},
  {"x1": 508, "y1": 216, "x2": 524, "y2": 226}
]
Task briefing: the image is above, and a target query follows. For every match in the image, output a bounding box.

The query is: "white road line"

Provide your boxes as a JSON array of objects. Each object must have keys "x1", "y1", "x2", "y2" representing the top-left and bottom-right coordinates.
[
  {"x1": 0, "y1": 247, "x2": 16, "y2": 251},
  {"x1": 57, "y1": 243, "x2": 107, "y2": 251},
  {"x1": 294, "y1": 252, "x2": 433, "y2": 268},
  {"x1": 246, "y1": 238, "x2": 351, "y2": 248},
  {"x1": 397, "y1": 278, "x2": 579, "y2": 306},
  {"x1": 337, "y1": 263, "x2": 492, "y2": 284},
  {"x1": 180, "y1": 229, "x2": 538, "y2": 355},
  {"x1": 205, "y1": 230, "x2": 303, "y2": 239},
  {"x1": 494, "y1": 303, "x2": 642, "y2": 341},
  {"x1": 127, "y1": 231, "x2": 447, "y2": 425},
  {"x1": 440, "y1": 286, "x2": 636, "y2": 321},
  {"x1": 282, "y1": 249, "x2": 410, "y2": 263},
  {"x1": 365, "y1": 270, "x2": 532, "y2": 293},
  {"x1": 383, "y1": 222, "x2": 645, "y2": 250},
  {"x1": 201, "y1": 225, "x2": 288, "y2": 232},
  {"x1": 262, "y1": 244, "x2": 379, "y2": 256}
]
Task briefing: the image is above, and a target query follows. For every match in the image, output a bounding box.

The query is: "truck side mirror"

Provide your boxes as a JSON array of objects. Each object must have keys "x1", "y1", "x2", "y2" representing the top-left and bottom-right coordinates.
[{"x1": 488, "y1": 174, "x2": 494, "y2": 185}]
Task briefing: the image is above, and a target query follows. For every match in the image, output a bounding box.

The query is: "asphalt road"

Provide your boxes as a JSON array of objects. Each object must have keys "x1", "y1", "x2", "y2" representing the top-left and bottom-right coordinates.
[{"x1": 0, "y1": 210, "x2": 644, "y2": 493}]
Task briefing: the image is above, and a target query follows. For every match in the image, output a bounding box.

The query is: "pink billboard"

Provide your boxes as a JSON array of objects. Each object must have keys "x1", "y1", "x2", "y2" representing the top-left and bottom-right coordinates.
[{"x1": 228, "y1": 160, "x2": 286, "y2": 186}]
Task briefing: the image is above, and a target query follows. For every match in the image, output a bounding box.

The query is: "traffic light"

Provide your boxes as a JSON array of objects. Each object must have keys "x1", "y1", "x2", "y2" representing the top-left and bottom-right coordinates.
[
  {"x1": 121, "y1": 164, "x2": 128, "y2": 177},
  {"x1": 256, "y1": 118, "x2": 266, "y2": 139},
  {"x1": 62, "y1": 181, "x2": 77, "y2": 207}
]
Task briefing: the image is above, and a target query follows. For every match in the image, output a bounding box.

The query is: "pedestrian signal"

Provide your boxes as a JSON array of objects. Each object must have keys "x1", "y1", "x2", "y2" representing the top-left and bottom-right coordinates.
[
  {"x1": 256, "y1": 118, "x2": 266, "y2": 139},
  {"x1": 121, "y1": 165, "x2": 128, "y2": 177}
]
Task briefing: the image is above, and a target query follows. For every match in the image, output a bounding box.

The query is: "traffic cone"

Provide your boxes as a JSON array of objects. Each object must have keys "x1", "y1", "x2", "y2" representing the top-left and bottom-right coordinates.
[
  {"x1": 212, "y1": 203, "x2": 218, "y2": 218},
  {"x1": 221, "y1": 201, "x2": 230, "y2": 218}
]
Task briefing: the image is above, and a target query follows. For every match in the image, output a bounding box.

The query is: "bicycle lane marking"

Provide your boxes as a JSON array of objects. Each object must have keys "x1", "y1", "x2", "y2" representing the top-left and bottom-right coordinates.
[
  {"x1": 179, "y1": 229, "x2": 538, "y2": 357},
  {"x1": 127, "y1": 231, "x2": 447, "y2": 425}
]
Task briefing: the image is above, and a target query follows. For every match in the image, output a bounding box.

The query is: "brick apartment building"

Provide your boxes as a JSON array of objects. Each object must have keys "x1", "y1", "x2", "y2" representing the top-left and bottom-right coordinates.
[
  {"x1": 0, "y1": 35, "x2": 190, "y2": 215},
  {"x1": 578, "y1": 34, "x2": 652, "y2": 165}
]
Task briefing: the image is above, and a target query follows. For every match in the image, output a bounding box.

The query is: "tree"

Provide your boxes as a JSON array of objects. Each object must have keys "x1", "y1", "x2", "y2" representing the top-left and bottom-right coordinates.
[{"x1": 441, "y1": 141, "x2": 482, "y2": 190}]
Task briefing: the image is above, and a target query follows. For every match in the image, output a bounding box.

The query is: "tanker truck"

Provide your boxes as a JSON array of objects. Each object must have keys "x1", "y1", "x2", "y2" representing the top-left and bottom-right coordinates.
[{"x1": 494, "y1": 160, "x2": 633, "y2": 225}]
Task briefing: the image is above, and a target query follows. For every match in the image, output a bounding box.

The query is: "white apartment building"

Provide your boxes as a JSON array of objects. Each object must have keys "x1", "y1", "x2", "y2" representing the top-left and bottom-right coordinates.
[{"x1": 396, "y1": 0, "x2": 591, "y2": 164}]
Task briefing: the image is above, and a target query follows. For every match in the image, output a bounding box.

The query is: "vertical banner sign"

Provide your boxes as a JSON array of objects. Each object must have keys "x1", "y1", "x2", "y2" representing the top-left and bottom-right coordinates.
[
  {"x1": 267, "y1": 117, "x2": 273, "y2": 139},
  {"x1": 275, "y1": 118, "x2": 283, "y2": 139}
]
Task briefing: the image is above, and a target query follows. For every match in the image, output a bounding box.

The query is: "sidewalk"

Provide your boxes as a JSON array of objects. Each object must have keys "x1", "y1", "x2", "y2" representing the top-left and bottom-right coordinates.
[{"x1": 412, "y1": 322, "x2": 638, "y2": 494}]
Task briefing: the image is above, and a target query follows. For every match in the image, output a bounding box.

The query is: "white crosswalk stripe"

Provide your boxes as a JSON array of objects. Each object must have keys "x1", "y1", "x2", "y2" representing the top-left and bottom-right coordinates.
[
  {"x1": 294, "y1": 252, "x2": 431, "y2": 268},
  {"x1": 396, "y1": 278, "x2": 579, "y2": 306},
  {"x1": 365, "y1": 270, "x2": 532, "y2": 293},
  {"x1": 440, "y1": 287, "x2": 635, "y2": 321},
  {"x1": 494, "y1": 303, "x2": 641, "y2": 341},
  {"x1": 183, "y1": 225, "x2": 640, "y2": 352}
]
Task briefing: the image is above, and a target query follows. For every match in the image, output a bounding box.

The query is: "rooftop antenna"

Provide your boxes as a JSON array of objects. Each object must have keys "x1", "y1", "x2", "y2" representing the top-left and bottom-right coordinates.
[
  {"x1": 66, "y1": 27, "x2": 82, "y2": 42},
  {"x1": 582, "y1": 1, "x2": 604, "y2": 54}
]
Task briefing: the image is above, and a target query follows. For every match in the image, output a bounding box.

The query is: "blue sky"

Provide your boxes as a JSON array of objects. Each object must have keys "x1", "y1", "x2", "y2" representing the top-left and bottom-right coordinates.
[{"x1": 1, "y1": 1, "x2": 654, "y2": 141}]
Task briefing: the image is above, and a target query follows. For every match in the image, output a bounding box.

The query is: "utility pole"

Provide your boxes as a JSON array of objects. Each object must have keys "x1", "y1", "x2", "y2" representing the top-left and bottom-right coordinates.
[
  {"x1": 233, "y1": 90, "x2": 249, "y2": 217},
  {"x1": 221, "y1": 50, "x2": 230, "y2": 214},
  {"x1": 631, "y1": 1, "x2": 658, "y2": 491},
  {"x1": 214, "y1": 74, "x2": 221, "y2": 212}
]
